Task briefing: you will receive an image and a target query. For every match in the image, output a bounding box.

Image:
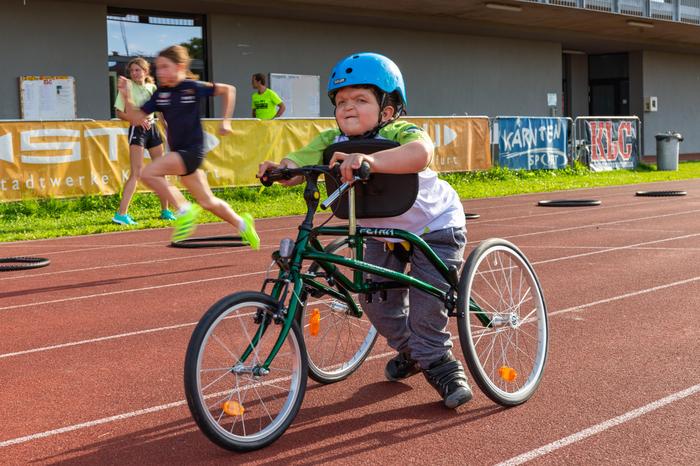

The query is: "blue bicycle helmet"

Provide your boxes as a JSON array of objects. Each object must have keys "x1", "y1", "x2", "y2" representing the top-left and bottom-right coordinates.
[{"x1": 327, "y1": 52, "x2": 407, "y2": 111}]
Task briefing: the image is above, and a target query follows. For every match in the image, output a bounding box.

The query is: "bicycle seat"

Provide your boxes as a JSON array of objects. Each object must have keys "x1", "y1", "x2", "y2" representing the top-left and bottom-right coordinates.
[{"x1": 322, "y1": 139, "x2": 419, "y2": 219}]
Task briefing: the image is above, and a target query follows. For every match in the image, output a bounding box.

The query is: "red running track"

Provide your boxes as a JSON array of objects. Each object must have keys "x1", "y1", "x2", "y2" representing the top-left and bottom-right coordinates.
[{"x1": 0, "y1": 179, "x2": 698, "y2": 465}]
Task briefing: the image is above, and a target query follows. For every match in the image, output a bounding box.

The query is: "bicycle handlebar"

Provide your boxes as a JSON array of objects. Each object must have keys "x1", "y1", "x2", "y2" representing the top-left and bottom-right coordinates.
[{"x1": 260, "y1": 162, "x2": 370, "y2": 187}]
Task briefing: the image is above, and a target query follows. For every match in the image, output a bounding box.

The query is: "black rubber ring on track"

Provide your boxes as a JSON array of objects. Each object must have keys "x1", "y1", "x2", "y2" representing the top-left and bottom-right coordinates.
[
  {"x1": 537, "y1": 199, "x2": 601, "y2": 207},
  {"x1": 0, "y1": 256, "x2": 51, "y2": 271},
  {"x1": 635, "y1": 190, "x2": 687, "y2": 197},
  {"x1": 170, "y1": 235, "x2": 246, "y2": 248},
  {"x1": 464, "y1": 213, "x2": 480, "y2": 220}
]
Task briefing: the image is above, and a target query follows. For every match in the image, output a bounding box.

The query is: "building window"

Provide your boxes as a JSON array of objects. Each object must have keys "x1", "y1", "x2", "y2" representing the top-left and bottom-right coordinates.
[{"x1": 106, "y1": 8, "x2": 207, "y2": 117}]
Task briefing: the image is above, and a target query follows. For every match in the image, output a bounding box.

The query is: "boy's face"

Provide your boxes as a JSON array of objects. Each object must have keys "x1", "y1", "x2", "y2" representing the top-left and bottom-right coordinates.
[{"x1": 334, "y1": 87, "x2": 392, "y2": 137}]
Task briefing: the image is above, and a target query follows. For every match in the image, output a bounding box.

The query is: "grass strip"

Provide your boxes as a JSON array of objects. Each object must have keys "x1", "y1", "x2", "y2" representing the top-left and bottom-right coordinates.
[{"x1": 1, "y1": 162, "x2": 698, "y2": 242}]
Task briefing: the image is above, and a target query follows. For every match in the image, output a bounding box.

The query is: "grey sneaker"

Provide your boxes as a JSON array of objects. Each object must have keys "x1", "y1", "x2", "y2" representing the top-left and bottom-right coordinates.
[
  {"x1": 423, "y1": 352, "x2": 473, "y2": 408},
  {"x1": 384, "y1": 351, "x2": 421, "y2": 382}
]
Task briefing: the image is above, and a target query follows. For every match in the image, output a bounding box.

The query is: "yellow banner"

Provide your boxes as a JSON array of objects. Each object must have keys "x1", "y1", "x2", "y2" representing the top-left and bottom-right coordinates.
[
  {"x1": 0, "y1": 121, "x2": 130, "y2": 201},
  {"x1": 0, "y1": 117, "x2": 491, "y2": 201},
  {"x1": 405, "y1": 117, "x2": 491, "y2": 172},
  {"x1": 200, "y1": 119, "x2": 337, "y2": 187}
]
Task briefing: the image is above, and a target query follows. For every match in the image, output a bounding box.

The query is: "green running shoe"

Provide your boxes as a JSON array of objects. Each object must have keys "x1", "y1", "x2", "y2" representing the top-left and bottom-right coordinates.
[
  {"x1": 240, "y1": 213, "x2": 260, "y2": 250},
  {"x1": 172, "y1": 204, "x2": 201, "y2": 242}
]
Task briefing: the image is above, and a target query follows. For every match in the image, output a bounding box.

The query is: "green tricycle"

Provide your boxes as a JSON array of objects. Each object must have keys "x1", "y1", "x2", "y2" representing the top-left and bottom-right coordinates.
[{"x1": 184, "y1": 140, "x2": 549, "y2": 452}]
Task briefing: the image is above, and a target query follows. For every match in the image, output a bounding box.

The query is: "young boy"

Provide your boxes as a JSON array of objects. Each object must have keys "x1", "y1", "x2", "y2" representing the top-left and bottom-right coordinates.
[{"x1": 257, "y1": 52, "x2": 471, "y2": 408}]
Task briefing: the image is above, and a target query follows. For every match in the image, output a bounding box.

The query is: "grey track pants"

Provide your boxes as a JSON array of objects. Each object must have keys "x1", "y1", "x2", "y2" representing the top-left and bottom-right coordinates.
[{"x1": 359, "y1": 227, "x2": 467, "y2": 369}]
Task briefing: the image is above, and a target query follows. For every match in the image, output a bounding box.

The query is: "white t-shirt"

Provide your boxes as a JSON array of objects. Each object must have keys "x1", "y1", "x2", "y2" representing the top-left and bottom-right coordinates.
[{"x1": 358, "y1": 165, "x2": 465, "y2": 240}]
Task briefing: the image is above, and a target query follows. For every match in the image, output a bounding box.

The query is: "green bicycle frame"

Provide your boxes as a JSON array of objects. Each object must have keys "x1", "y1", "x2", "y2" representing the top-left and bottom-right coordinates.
[{"x1": 253, "y1": 169, "x2": 490, "y2": 371}]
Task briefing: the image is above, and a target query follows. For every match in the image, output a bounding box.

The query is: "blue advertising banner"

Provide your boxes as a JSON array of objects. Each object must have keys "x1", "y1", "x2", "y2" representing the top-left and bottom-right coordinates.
[
  {"x1": 581, "y1": 119, "x2": 639, "y2": 172},
  {"x1": 497, "y1": 117, "x2": 569, "y2": 170}
]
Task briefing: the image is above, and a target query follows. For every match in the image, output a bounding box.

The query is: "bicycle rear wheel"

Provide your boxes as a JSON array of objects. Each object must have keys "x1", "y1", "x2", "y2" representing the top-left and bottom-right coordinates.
[
  {"x1": 300, "y1": 238, "x2": 377, "y2": 384},
  {"x1": 184, "y1": 291, "x2": 307, "y2": 452},
  {"x1": 456, "y1": 239, "x2": 548, "y2": 406}
]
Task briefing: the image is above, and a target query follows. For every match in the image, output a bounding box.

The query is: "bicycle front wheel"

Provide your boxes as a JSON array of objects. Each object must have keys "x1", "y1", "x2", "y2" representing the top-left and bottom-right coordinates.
[
  {"x1": 457, "y1": 239, "x2": 548, "y2": 406},
  {"x1": 301, "y1": 238, "x2": 377, "y2": 384},
  {"x1": 184, "y1": 291, "x2": 308, "y2": 452}
]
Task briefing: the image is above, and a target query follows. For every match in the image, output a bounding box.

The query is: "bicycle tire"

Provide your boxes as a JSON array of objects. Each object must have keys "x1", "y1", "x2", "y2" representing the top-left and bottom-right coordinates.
[
  {"x1": 464, "y1": 213, "x2": 481, "y2": 220},
  {"x1": 300, "y1": 238, "x2": 377, "y2": 384},
  {"x1": 171, "y1": 235, "x2": 245, "y2": 248},
  {"x1": 184, "y1": 291, "x2": 307, "y2": 452},
  {"x1": 457, "y1": 238, "x2": 548, "y2": 406},
  {"x1": 0, "y1": 256, "x2": 51, "y2": 272},
  {"x1": 537, "y1": 199, "x2": 601, "y2": 207},
  {"x1": 635, "y1": 190, "x2": 687, "y2": 197}
]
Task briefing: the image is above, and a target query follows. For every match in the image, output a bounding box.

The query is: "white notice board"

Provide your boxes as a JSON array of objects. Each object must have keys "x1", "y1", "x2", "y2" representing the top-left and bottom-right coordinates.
[
  {"x1": 19, "y1": 75, "x2": 77, "y2": 120},
  {"x1": 269, "y1": 73, "x2": 320, "y2": 118}
]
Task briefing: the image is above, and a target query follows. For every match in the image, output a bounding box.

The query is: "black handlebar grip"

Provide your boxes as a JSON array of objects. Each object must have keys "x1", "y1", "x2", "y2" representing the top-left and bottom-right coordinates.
[
  {"x1": 358, "y1": 161, "x2": 371, "y2": 181},
  {"x1": 260, "y1": 172, "x2": 274, "y2": 187}
]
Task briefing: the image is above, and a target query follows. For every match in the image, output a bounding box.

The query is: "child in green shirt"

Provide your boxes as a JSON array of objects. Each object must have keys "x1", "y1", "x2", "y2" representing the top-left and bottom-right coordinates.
[{"x1": 258, "y1": 53, "x2": 471, "y2": 409}]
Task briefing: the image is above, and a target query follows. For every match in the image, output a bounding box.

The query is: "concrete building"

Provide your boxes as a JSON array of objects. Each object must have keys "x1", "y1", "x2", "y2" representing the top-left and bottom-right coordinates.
[{"x1": 1, "y1": 0, "x2": 699, "y2": 156}]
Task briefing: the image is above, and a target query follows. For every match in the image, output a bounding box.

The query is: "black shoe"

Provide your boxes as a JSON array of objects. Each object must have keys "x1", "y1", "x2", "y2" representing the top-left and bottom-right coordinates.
[
  {"x1": 423, "y1": 353, "x2": 473, "y2": 408},
  {"x1": 385, "y1": 351, "x2": 421, "y2": 382}
]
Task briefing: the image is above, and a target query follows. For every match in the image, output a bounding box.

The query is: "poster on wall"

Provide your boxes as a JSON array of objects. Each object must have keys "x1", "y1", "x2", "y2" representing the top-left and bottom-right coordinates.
[
  {"x1": 269, "y1": 73, "x2": 320, "y2": 118},
  {"x1": 19, "y1": 75, "x2": 77, "y2": 120}
]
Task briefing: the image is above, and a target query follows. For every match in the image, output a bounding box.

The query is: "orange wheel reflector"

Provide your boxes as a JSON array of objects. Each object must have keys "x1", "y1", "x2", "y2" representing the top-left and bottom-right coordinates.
[
  {"x1": 499, "y1": 366, "x2": 517, "y2": 382},
  {"x1": 309, "y1": 308, "x2": 321, "y2": 336},
  {"x1": 222, "y1": 400, "x2": 245, "y2": 416}
]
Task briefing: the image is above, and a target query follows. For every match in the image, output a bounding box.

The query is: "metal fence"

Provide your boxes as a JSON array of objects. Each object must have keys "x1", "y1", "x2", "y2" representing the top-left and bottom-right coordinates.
[{"x1": 519, "y1": 0, "x2": 700, "y2": 24}]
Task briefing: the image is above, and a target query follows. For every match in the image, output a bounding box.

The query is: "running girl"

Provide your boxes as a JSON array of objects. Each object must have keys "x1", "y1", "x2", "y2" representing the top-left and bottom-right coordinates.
[
  {"x1": 113, "y1": 57, "x2": 176, "y2": 225},
  {"x1": 117, "y1": 45, "x2": 259, "y2": 249}
]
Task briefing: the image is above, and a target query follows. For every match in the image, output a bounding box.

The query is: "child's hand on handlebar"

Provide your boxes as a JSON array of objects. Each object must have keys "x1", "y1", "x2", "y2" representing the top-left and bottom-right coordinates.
[
  {"x1": 328, "y1": 152, "x2": 374, "y2": 183},
  {"x1": 257, "y1": 160, "x2": 301, "y2": 186},
  {"x1": 257, "y1": 161, "x2": 282, "y2": 179}
]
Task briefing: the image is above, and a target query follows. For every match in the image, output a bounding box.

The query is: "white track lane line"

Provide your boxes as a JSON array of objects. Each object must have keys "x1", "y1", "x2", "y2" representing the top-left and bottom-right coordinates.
[
  {"x1": 0, "y1": 223, "x2": 310, "y2": 255},
  {"x1": 0, "y1": 347, "x2": 397, "y2": 448},
  {"x1": 2, "y1": 231, "x2": 700, "y2": 355},
  {"x1": 0, "y1": 321, "x2": 196, "y2": 359},
  {"x1": 1, "y1": 197, "x2": 699, "y2": 447},
  {"x1": 3, "y1": 230, "x2": 699, "y2": 314},
  {"x1": 3, "y1": 268, "x2": 700, "y2": 361},
  {"x1": 0, "y1": 249, "x2": 248, "y2": 282},
  {"x1": 0, "y1": 271, "x2": 265, "y2": 312},
  {"x1": 531, "y1": 232, "x2": 700, "y2": 266},
  {"x1": 494, "y1": 384, "x2": 700, "y2": 466},
  {"x1": 548, "y1": 274, "x2": 700, "y2": 318},
  {"x1": 494, "y1": 208, "x2": 700, "y2": 243},
  {"x1": 0, "y1": 400, "x2": 189, "y2": 448},
  {"x1": 1, "y1": 263, "x2": 699, "y2": 448}
]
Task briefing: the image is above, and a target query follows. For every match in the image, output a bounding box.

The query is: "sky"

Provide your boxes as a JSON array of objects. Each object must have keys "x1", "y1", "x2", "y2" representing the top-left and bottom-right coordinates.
[{"x1": 107, "y1": 19, "x2": 202, "y2": 57}]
